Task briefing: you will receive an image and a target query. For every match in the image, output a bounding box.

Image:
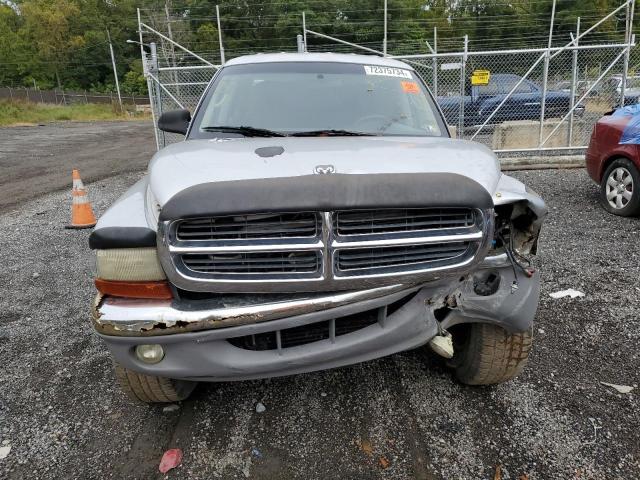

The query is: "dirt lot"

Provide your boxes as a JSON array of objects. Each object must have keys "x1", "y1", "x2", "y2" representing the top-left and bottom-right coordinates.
[
  {"x1": 0, "y1": 123, "x2": 638, "y2": 479},
  {"x1": 0, "y1": 121, "x2": 155, "y2": 214}
]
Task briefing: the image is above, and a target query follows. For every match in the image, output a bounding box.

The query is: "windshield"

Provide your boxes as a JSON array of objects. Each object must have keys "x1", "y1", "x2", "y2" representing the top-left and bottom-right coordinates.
[{"x1": 189, "y1": 62, "x2": 445, "y2": 138}]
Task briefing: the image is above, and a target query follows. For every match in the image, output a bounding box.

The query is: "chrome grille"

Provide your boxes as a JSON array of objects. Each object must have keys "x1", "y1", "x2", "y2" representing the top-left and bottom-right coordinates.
[
  {"x1": 181, "y1": 251, "x2": 321, "y2": 276},
  {"x1": 334, "y1": 208, "x2": 476, "y2": 236},
  {"x1": 335, "y1": 242, "x2": 471, "y2": 274},
  {"x1": 177, "y1": 212, "x2": 319, "y2": 241},
  {"x1": 161, "y1": 207, "x2": 491, "y2": 292}
]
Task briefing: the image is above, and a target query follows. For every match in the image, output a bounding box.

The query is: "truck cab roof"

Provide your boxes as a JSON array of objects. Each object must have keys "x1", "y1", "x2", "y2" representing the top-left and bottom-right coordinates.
[{"x1": 224, "y1": 52, "x2": 414, "y2": 70}]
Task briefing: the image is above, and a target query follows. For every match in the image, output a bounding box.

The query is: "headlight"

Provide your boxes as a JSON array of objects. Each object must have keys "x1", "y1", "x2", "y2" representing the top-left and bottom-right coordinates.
[{"x1": 96, "y1": 248, "x2": 165, "y2": 281}]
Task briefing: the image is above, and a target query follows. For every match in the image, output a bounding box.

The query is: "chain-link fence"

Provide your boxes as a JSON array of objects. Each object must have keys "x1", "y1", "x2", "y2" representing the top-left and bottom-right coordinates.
[
  {"x1": 0, "y1": 87, "x2": 148, "y2": 107},
  {"x1": 398, "y1": 43, "x2": 634, "y2": 153},
  {"x1": 138, "y1": 2, "x2": 637, "y2": 155},
  {"x1": 136, "y1": 17, "x2": 220, "y2": 148},
  {"x1": 147, "y1": 63, "x2": 218, "y2": 146}
]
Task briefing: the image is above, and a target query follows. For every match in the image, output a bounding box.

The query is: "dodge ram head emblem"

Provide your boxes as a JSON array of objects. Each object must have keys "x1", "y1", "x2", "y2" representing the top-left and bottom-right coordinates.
[{"x1": 314, "y1": 164, "x2": 335, "y2": 174}]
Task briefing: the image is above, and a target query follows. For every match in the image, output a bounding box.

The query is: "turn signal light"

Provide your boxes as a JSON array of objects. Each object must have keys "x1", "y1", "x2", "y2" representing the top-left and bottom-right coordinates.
[{"x1": 95, "y1": 279, "x2": 173, "y2": 299}]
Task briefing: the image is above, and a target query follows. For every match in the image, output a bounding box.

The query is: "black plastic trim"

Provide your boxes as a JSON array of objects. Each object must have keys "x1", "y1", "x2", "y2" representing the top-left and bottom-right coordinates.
[
  {"x1": 160, "y1": 173, "x2": 493, "y2": 220},
  {"x1": 89, "y1": 227, "x2": 157, "y2": 250}
]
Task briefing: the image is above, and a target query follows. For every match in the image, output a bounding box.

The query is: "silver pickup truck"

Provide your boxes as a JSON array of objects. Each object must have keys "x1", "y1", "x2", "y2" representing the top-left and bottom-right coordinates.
[{"x1": 89, "y1": 53, "x2": 546, "y2": 404}]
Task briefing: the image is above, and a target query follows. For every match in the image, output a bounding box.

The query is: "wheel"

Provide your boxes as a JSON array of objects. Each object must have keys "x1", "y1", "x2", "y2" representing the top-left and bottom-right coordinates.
[
  {"x1": 600, "y1": 158, "x2": 640, "y2": 216},
  {"x1": 114, "y1": 363, "x2": 197, "y2": 404},
  {"x1": 448, "y1": 323, "x2": 533, "y2": 385}
]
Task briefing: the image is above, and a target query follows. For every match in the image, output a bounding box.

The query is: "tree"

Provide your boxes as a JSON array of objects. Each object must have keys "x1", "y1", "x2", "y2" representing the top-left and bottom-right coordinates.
[
  {"x1": 121, "y1": 60, "x2": 147, "y2": 95},
  {"x1": 19, "y1": 0, "x2": 84, "y2": 87},
  {"x1": 0, "y1": 4, "x2": 23, "y2": 85}
]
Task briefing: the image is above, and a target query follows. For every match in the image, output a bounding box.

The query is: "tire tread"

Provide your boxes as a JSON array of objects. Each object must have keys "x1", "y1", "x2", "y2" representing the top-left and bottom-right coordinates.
[
  {"x1": 454, "y1": 323, "x2": 533, "y2": 385},
  {"x1": 114, "y1": 363, "x2": 195, "y2": 404}
]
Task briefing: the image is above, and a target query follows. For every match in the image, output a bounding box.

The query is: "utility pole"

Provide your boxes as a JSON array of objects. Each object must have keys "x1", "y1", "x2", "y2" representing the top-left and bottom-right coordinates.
[{"x1": 107, "y1": 30, "x2": 123, "y2": 111}]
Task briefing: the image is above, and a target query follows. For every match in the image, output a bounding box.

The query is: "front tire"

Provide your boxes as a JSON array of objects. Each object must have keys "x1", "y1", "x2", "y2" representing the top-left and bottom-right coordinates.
[
  {"x1": 600, "y1": 158, "x2": 640, "y2": 216},
  {"x1": 449, "y1": 323, "x2": 533, "y2": 385},
  {"x1": 114, "y1": 363, "x2": 197, "y2": 404}
]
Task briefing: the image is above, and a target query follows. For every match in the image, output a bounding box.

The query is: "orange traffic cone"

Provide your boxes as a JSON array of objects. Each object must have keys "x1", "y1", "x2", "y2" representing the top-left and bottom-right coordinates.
[{"x1": 65, "y1": 169, "x2": 97, "y2": 229}]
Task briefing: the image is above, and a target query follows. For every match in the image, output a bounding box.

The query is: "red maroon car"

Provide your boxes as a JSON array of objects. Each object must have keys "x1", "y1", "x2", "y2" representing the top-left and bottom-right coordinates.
[{"x1": 586, "y1": 106, "x2": 640, "y2": 216}]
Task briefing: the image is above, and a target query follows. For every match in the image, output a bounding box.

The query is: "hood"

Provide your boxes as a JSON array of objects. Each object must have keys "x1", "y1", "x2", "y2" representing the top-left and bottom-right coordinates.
[{"x1": 148, "y1": 136, "x2": 501, "y2": 207}]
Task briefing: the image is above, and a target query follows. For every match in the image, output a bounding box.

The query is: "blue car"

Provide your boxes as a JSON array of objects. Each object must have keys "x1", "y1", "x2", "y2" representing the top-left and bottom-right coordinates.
[{"x1": 438, "y1": 73, "x2": 585, "y2": 128}]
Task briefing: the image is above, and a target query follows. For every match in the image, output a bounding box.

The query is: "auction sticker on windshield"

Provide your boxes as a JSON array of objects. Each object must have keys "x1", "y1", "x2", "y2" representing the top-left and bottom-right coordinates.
[
  {"x1": 401, "y1": 81, "x2": 420, "y2": 94},
  {"x1": 363, "y1": 65, "x2": 413, "y2": 79}
]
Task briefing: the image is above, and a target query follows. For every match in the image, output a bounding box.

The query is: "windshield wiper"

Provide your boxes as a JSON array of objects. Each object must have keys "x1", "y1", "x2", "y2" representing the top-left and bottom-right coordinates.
[
  {"x1": 290, "y1": 129, "x2": 376, "y2": 137},
  {"x1": 201, "y1": 125, "x2": 287, "y2": 137}
]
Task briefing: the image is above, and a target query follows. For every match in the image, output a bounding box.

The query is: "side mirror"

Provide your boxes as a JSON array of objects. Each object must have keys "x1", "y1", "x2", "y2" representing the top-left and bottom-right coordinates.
[{"x1": 158, "y1": 109, "x2": 191, "y2": 135}]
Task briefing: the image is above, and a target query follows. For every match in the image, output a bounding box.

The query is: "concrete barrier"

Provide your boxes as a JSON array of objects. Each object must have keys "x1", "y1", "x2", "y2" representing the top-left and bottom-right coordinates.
[
  {"x1": 491, "y1": 119, "x2": 590, "y2": 150},
  {"x1": 499, "y1": 154, "x2": 584, "y2": 171}
]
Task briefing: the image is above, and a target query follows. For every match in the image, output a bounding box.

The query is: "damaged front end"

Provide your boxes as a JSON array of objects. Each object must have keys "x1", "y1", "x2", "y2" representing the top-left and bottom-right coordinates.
[
  {"x1": 88, "y1": 170, "x2": 546, "y2": 382},
  {"x1": 91, "y1": 283, "x2": 415, "y2": 337}
]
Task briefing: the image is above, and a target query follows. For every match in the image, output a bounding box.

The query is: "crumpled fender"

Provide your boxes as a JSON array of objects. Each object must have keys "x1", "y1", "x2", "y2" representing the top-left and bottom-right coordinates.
[{"x1": 493, "y1": 174, "x2": 548, "y2": 254}]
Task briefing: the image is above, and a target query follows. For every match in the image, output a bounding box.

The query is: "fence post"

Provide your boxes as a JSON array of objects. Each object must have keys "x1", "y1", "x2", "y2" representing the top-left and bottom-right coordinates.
[
  {"x1": 8, "y1": 86, "x2": 13, "y2": 102},
  {"x1": 26, "y1": 87, "x2": 30, "y2": 103},
  {"x1": 302, "y1": 12, "x2": 307, "y2": 52},
  {"x1": 61, "y1": 89, "x2": 67, "y2": 105},
  {"x1": 383, "y1": 0, "x2": 388, "y2": 56},
  {"x1": 139, "y1": 9, "x2": 160, "y2": 150},
  {"x1": 216, "y1": 5, "x2": 225, "y2": 65},
  {"x1": 568, "y1": 17, "x2": 580, "y2": 147},
  {"x1": 165, "y1": 3, "x2": 181, "y2": 98},
  {"x1": 150, "y1": 42, "x2": 165, "y2": 146},
  {"x1": 433, "y1": 27, "x2": 438, "y2": 98},
  {"x1": 538, "y1": 0, "x2": 556, "y2": 147},
  {"x1": 620, "y1": 0, "x2": 635, "y2": 107},
  {"x1": 458, "y1": 35, "x2": 468, "y2": 139}
]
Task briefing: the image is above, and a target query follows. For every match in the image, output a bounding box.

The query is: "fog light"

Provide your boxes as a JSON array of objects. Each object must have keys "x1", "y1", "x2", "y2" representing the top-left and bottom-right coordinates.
[{"x1": 135, "y1": 344, "x2": 164, "y2": 364}]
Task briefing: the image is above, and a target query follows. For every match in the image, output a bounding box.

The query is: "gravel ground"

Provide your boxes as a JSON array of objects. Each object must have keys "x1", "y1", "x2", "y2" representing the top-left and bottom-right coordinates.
[
  {"x1": 0, "y1": 121, "x2": 155, "y2": 214},
  {"x1": 0, "y1": 168, "x2": 639, "y2": 480}
]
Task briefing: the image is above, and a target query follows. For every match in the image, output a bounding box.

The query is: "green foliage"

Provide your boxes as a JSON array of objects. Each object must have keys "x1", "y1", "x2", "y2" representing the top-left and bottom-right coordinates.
[
  {"x1": 0, "y1": 0, "x2": 635, "y2": 91},
  {"x1": 121, "y1": 60, "x2": 147, "y2": 95},
  {"x1": 0, "y1": 99, "x2": 147, "y2": 126}
]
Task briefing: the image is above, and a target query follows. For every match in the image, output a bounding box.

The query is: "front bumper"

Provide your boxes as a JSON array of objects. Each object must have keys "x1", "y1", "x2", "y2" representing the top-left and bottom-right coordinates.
[{"x1": 94, "y1": 261, "x2": 540, "y2": 382}]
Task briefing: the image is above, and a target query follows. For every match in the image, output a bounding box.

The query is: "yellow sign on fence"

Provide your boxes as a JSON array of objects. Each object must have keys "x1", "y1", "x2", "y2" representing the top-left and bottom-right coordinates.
[{"x1": 471, "y1": 69, "x2": 491, "y2": 86}]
